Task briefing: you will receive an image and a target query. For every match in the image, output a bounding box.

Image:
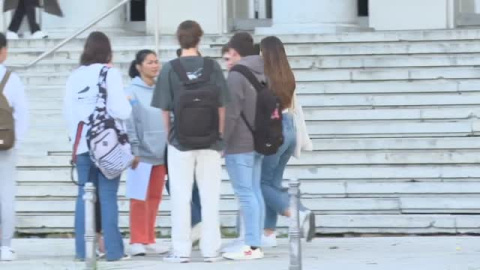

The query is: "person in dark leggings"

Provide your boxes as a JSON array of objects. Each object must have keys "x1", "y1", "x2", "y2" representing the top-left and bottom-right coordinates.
[{"x1": 5, "y1": 0, "x2": 49, "y2": 39}]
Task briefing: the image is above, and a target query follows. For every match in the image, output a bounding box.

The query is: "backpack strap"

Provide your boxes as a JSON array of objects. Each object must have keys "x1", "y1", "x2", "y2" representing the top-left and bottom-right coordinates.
[
  {"x1": 199, "y1": 58, "x2": 214, "y2": 81},
  {"x1": 97, "y1": 66, "x2": 109, "y2": 96},
  {"x1": 0, "y1": 71, "x2": 12, "y2": 110},
  {"x1": 230, "y1": 65, "x2": 261, "y2": 135},
  {"x1": 171, "y1": 58, "x2": 190, "y2": 83},
  {"x1": 70, "y1": 121, "x2": 84, "y2": 185},
  {"x1": 230, "y1": 64, "x2": 264, "y2": 93},
  {"x1": 71, "y1": 122, "x2": 85, "y2": 165},
  {"x1": 171, "y1": 57, "x2": 215, "y2": 84}
]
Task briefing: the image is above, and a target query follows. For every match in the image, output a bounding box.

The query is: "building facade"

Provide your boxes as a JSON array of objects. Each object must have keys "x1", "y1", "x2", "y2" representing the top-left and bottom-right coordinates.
[{"x1": 2, "y1": 0, "x2": 480, "y2": 37}]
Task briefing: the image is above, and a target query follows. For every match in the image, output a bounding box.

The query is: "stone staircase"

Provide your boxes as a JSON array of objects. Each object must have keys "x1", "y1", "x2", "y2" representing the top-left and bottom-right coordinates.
[{"x1": 12, "y1": 29, "x2": 480, "y2": 235}]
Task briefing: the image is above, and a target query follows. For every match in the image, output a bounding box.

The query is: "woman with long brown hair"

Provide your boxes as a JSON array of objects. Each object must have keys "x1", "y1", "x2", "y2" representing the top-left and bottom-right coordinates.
[
  {"x1": 260, "y1": 36, "x2": 314, "y2": 247},
  {"x1": 64, "y1": 31, "x2": 131, "y2": 261}
]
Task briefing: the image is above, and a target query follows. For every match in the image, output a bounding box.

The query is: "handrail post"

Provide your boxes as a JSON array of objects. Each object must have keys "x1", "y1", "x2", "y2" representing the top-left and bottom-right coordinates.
[
  {"x1": 289, "y1": 178, "x2": 302, "y2": 270},
  {"x1": 84, "y1": 182, "x2": 97, "y2": 270},
  {"x1": 154, "y1": 0, "x2": 160, "y2": 55}
]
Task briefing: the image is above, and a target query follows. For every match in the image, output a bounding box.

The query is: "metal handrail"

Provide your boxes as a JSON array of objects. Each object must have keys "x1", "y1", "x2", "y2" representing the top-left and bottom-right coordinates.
[{"x1": 10, "y1": 0, "x2": 133, "y2": 69}]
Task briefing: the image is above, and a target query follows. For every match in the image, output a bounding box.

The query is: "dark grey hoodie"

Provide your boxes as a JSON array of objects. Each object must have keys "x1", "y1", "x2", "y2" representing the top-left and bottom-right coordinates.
[{"x1": 224, "y1": 56, "x2": 266, "y2": 155}]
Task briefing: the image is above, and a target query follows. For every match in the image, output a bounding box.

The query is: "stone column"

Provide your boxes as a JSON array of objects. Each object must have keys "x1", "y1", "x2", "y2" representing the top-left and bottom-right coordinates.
[
  {"x1": 41, "y1": 0, "x2": 125, "y2": 36},
  {"x1": 256, "y1": 0, "x2": 358, "y2": 34}
]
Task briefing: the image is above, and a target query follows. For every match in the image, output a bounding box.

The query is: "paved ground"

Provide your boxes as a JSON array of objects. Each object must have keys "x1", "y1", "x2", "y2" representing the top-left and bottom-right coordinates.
[{"x1": 1, "y1": 237, "x2": 479, "y2": 270}]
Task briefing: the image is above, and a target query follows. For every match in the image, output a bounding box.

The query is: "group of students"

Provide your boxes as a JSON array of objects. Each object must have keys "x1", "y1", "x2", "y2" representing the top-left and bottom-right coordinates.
[{"x1": 0, "y1": 19, "x2": 314, "y2": 263}]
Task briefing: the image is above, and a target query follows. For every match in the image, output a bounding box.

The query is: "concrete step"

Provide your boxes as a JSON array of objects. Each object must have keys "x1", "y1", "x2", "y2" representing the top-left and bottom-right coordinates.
[
  {"x1": 299, "y1": 79, "x2": 480, "y2": 94},
  {"x1": 23, "y1": 79, "x2": 480, "y2": 97},
  {"x1": 10, "y1": 29, "x2": 480, "y2": 50},
  {"x1": 15, "y1": 214, "x2": 480, "y2": 234},
  {"x1": 16, "y1": 164, "x2": 480, "y2": 183},
  {"x1": 309, "y1": 121, "x2": 480, "y2": 138},
  {"x1": 312, "y1": 137, "x2": 480, "y2": 151},
  {"x1": 19, "y1": 137, "x2": 480, "y2": 156},
  {"x1": 9, "y1": 40, "x2": 480, "y2": 67},
  {"x1": 17, "y1": 149, "x2": 480, "y2": 167},
  {"x1": 15, "y1": 196, "x2": 480, "y2": 215},
  {"x1": 16, "y1": 181, "x2": 480, "y2": 199},
  {"x1": 20, "y1": 121, "x2": 480, "y2": 146},
  {"x1": 11, "y1": 53, "x2": 480, "y2": 74},
  {"x1": 27, "y1": 92, "x2": 480, "y2": 111},
  {"x1": 306, "y1": 107, "x2": 480, "y2": 121},
  {"x1": 16, "y1": 66, "x2": 480, "y2": 86},
  {"x1": 22, "y1": 136, "x2": 480, "y2": 158},
  {"x1": 28, "y1": 107, "x2": 480, "y2": 130}
]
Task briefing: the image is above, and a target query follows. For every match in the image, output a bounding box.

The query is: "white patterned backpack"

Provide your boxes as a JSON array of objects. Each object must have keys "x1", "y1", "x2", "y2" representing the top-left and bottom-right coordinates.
[{"x1": 85, "y1": 66, "x2": 133, "y2": 179}]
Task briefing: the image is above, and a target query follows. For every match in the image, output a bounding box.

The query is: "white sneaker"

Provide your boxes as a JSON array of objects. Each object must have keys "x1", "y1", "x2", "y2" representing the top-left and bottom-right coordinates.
[
  {"x1": 222, "y1": 245, "x2": 264, "y2": 260},
  {"x1": 95, "y1": 249, "x2": 105, "y2": 259},
  {"x1": 129, "y1": 243, "x2": 146, "y2": 256},
  {"x1": 0, "y1": 246, "x2": 16, "y2": 261},
  {"x1": 221, "y1": 238, "x2": 245, "y2": 253},
  {"x1": 30, "y1": 30, "x2": 48, "y2": 39},
  {"x1": 190, "y1": 223, "x2": 202, "y2": 244},
  {"x1": 204, "y1": 255, "x2": 222, "y2": 263},
  {"x1": 298, "y1": 209, "x2": 315, "y2": 242},
  {"x1": 145, "y1": 244, "x2": 169, "y2": 255},
  {"x1": 163, "y1": 253, "x2": 190, "y2": 263},
  {"x1": 262, "y1": 233, "x2": 278, "y2": 248},
  {"x1": 119, "y1": 254, "x2": 131, "y2": 261},
  {"x1": 6, "y1": 31, "x2": 19, "y2": 40}
]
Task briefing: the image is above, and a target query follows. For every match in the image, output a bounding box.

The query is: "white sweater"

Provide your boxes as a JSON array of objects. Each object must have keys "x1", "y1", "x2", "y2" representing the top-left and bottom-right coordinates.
[
  {"x1": 63, "y1": 64, "x2": 132, "y2": 155},
  {"x1": 0, "y1": 64, "x2": 28, "y2": 145}
]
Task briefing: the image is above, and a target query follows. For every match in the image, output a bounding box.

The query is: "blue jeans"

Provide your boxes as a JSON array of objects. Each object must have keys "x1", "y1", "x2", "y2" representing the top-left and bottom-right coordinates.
[
  {"x1": 261, "y1": 113, "x2": 306, "y2": 230},
  {"x1": 75, "y1": 153, "x2": 124, "y2": 261},
  {"x1": 226, "y1": 152, "x2": 264, "y2": 247}
]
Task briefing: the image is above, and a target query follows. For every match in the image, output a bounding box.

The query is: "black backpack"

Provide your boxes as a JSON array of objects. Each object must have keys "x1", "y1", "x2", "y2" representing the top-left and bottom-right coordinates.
[
  {"x1": 230, "y1": 65, "x2": 284, "y2": 156},
  {"x1": 171, "y1": 58, "x2": 221, "y2": 149}
]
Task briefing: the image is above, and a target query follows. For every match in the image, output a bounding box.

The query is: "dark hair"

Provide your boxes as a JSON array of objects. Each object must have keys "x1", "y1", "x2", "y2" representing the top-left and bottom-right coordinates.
[
  {"x1": 176, "y1": 47, "x2": 202, "y2": 57},
  {"x1": 176, "y1": 20, "x2": 204, "y2": 49},
  {"x1": 80, "y1": 32, "x2": 112, "y2": 66},
  {"x1": 261, "y1": 36, "x2": 296, "y2": 109},
  {"x1": 253, "y1": 43, "x2": 261, "y2": 55},
  {"x1": 129, "y1": 49, "x2": 156, "y2": 78},
  {"x1": 221, "y1": 44, "x2": 229, "y2": 55},
  {"x1": 0, "y1": 33, "x2": 7, "y2": 49},
  {"x1": 228, "y1": 32, "x2": 255, "y2": 57}
]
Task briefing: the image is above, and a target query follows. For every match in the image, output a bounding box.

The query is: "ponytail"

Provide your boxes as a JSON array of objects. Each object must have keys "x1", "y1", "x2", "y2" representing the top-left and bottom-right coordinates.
[
  {"x1": 128, "y1": 60, "x2": 140, "y2": 78},
  {"x1": 129, "y1": 49, "x2": 156, "y2": 79}
]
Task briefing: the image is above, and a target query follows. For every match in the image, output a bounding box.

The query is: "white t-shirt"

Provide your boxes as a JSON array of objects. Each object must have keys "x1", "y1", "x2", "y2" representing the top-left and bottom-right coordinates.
[{"x1": 63, "y1": 64, "x2": 132, "y2": 155}]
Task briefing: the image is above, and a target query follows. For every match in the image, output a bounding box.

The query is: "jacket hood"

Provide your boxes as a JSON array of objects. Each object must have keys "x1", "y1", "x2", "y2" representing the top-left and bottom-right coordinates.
[
  {"x1": 131, "y1": 76, "x2": 155, "y2": 90},
  {"x1": 237, "y1": 55, "x2": 264, "y2": 75}
]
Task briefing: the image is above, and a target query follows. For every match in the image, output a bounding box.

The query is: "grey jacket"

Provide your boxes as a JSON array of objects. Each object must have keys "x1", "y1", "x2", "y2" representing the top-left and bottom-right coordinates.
[
  {"x1": 4, "y1": 0, "x2": 63, "y2": 17},
  {"x1": 126, "y1": 77, "x2": 167, "y2": 165},
  {"x1": 224, "y1": 56, "x2": 266, "y2": 155}
]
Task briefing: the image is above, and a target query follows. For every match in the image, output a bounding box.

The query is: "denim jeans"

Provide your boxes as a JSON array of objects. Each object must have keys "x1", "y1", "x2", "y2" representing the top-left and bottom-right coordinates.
[
  {"x1": 226, "y1": 152, "x2": 264, "y2": 247},
  {"x1": 261, "y1": 113, "x2": 306, "y2": 230},
  {"x1": 75, "y1": 153, "x2": 124, "y2": 261}
]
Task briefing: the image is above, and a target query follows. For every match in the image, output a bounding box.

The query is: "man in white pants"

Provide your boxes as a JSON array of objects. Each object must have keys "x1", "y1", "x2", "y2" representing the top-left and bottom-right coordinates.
[
  {"x1": 0, "y1": 32, "x2": 28, "y2": 261},
  {"x1": 151, "y1": 20, "x2": 230, "y2": 263}
]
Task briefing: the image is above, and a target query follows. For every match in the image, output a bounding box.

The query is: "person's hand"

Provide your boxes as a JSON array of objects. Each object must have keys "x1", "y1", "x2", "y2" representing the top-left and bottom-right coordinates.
[{"x1": 131, "y1": 156, "x2": 140, "y2": 170}]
